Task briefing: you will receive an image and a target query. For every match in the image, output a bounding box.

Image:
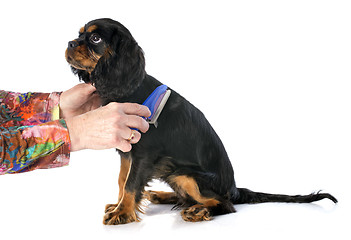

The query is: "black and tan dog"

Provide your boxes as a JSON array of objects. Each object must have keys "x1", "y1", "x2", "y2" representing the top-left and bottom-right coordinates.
[{"x1": 65, "y1": 18, "x2": 337, "y2": 225}]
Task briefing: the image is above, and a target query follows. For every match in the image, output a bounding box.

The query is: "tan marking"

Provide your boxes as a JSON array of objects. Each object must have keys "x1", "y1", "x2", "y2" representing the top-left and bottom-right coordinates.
[
  {"x1": 117, "y1": 157, "x2": 132, "y2": 203},
  {"x1": 145, "y1": 190, "x2": 178, "y2": 204},
  {"x1": 181, "y1": 205, "x2": 212, "y2": 222},
  {"x1": 103, "y1": 156, "x2": 144, "y2": 225},
  {"x1": 172, "y1": 176, "x2": 220, "y2": 207},
  {"x1": 79, "y1": 27, "x2": 84, "y2": 34},
  {"x1": 66, "y1": 43, "x2": 100, "y2": 72},
  {"x1": 103, "y1": 191, "x2": 140, "y2": 225},
  {"x1": 115, "y1": 191, "x2": 138, "y2": 215},
  {"x1": 105, "y1": 47, "x2": 113, "y2": 56},
  {"x1": 104, "y1": 156, "x2": 132, "y2": 214},
  {"x1": 88, "y1": 48, "x2": 102, "y2": 62},
  {"x1": 87, "y1": 25, "x2": 97, "y2": 32}
]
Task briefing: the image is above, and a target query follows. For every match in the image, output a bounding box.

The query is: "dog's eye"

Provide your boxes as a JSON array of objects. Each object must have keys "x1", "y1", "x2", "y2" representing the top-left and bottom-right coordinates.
[{"x1": 90, "y1": 34, "x2": 102, "y2": 44}]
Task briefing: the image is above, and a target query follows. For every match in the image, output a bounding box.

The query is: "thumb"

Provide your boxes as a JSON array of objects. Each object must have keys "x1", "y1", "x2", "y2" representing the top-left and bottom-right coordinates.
[{"x1": 79, "y1": 83, "x2": 97, "y2": 96}]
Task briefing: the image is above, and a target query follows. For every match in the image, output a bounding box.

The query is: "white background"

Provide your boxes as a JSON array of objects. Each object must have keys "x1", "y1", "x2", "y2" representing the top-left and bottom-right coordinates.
[{"x1": 0, "y1": 0, "x2": 350, "y2": 239}]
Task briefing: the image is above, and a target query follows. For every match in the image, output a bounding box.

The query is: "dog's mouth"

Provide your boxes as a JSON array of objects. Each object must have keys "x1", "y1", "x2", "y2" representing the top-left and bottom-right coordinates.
[
  {"x1": 65, "y1": 53, "x2": 84, "y2": 70},
  {"x1": 65, "y1": 45, "x2": 100, "y2": 74}
]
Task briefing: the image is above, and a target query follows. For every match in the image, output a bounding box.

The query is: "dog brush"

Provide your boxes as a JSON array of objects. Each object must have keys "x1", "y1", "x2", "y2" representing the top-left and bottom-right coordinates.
[{"x1": 142, "y1": 84, "x2": 171, "y2": 128}]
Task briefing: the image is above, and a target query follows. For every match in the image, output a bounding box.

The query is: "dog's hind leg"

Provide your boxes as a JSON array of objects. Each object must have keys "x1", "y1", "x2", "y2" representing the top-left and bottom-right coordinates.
[
  {"x1": 144, "y1": 190, "x2": 179, "y2": 204},
  {"x1": 169, "y1": 175, "x2": 234, "y2": 222}
]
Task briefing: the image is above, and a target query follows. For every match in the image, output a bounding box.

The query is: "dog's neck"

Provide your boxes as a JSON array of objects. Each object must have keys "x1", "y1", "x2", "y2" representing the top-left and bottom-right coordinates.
[{"x1": 100, "y1": 74, "x2": 162, "y2": 105}]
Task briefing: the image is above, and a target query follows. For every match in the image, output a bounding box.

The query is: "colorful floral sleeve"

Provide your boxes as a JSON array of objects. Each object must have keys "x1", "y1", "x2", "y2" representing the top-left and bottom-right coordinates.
[{"x1": 0, "y1": 91, "x2": 71, "y2": 174}]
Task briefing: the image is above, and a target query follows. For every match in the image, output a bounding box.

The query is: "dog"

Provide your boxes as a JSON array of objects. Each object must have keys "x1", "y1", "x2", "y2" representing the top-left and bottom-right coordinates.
[{"x1": 65, "y1": 18, "x2": 337, "y2": 225}]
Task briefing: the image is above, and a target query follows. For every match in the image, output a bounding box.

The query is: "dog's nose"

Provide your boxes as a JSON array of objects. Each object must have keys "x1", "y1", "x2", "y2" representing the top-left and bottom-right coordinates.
[{"x1": 68, "y1": 41, "x2": 78, "y2": 49}]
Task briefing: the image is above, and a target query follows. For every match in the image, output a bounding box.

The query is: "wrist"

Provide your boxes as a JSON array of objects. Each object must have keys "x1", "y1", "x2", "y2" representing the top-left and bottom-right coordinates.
[
  {"x1": 65, "y1": 116, "x2": 84, "y2": 152},
  {"x1": 59, "y1": 106, "x2": 67, "y2": 119},
  {"x1": 59, "y1": 98, "x2": 67, "y2": 119},
  {"x1": 59, "y1": 92, "x2": 73, "y2": 119}
]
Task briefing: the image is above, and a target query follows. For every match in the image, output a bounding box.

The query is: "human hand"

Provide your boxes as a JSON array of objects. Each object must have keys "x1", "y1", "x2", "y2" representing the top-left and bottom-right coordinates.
[
  {"x1": 60, "y1": 83, "x2": 101, "y2": 119},
  {"x1": 65, "y1": 102, "x2": 151, "y2": 152}
]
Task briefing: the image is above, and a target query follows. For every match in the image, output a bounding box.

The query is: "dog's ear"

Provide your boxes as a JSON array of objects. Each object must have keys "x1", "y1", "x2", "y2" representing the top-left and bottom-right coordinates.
[
  {"x1": 91, "y1": 30, "x2": 146, "y2": 99},
  {"x1": 70, "y1": 67, "x2": 91, "y2": 83}
]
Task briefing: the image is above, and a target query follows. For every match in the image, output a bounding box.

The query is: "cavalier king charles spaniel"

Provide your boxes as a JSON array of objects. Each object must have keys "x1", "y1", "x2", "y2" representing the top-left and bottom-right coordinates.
[{"x1": 66, "y1": 18, "x2": 337, "y2": 225}]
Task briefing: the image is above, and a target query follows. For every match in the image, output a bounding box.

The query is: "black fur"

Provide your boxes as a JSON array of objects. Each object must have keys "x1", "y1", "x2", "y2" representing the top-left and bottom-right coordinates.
[{"x1": 68, "y1": 18, "x2": 337, "y2": 220}]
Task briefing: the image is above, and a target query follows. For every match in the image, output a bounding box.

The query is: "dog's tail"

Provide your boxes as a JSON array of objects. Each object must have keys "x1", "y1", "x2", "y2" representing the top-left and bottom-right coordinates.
[{"x1": 232, "y1": 188, "x2": 338, "y2": 204}]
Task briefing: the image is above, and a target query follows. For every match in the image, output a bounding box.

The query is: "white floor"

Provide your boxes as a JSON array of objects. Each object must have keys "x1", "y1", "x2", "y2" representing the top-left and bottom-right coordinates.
[
  {"x1": 1, "y1": 1, "x2": 350, "y2": 239},
  {"x1": 1, "y1": 149, "x2": 348, "y2": 240}
]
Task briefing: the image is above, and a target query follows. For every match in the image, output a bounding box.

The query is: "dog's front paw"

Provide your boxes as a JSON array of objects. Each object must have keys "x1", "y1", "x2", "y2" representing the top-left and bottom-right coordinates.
[
  {"x1": 105, "y1": 203, "x2": 118, "y2": 213},
  {"x1": 103, "y1": 205, "x2": 139, "y2": 225},
  {"x1": 181, "y1": 205, "x2": 212, "y2": 222}
]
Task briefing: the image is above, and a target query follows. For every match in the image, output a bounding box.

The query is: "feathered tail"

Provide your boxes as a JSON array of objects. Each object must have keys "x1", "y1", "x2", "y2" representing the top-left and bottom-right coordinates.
[{"x1": 232, "y1": 188, "x2": 338, "y2": 204}]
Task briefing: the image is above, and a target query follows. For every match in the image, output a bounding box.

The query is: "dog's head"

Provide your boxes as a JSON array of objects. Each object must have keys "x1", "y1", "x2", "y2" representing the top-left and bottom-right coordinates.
[{"x1": 65, "y1": 18, "x2": 146, "y2": 99}]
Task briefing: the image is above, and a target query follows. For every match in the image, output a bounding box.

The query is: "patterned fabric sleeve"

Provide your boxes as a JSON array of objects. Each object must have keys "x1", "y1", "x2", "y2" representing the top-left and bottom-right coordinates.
[
  {"x1": 0, "y1": 91, "x2": 71, "y2": 174},
  {"x1": 0, "y1": 91, "x2": 61, "y2": 127}
]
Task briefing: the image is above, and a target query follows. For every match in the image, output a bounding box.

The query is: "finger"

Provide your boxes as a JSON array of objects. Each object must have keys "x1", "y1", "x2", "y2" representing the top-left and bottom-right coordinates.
[
  {"x1": 125, "y1": 115, "x2": 149, "y2": 133},
  {"x1": 119, "y1": 126, "x2": 136, "y2": 141},
  {"x1": 74, "y1": 84, "x2": 98, "y2": 103},
  {"x1": 111, "y1": 129, "x2": 133, "y2": 152},
  {"x1": 118, "y1": 140, "x2": 132, "y2": 153},
  {"x1": 129, "y1": 130, "x2": 141, "y2": 144},
  {"x1": 81, "y1": 83, "x2": 97, "y2": 94},
  {"x1": 123, "y1": 103, "x2": 151, "y2": 118}
]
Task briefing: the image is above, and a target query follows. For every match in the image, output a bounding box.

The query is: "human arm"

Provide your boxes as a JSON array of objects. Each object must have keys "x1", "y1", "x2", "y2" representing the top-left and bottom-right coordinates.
[
  {"x1": 59, "y1": 83, "x2": 151, "y2": 152},
  {"x1": 0, "y1": 90, "x2": 61, "y2": 127},
  {"x1": 0, "y1": 119, "x2": 70, "y2": 174},
  {"x1": 0, "y1": 85, "x2": 150, "y2": 174},
  {"x1": 0, "y1": 90, "x2": 70, "y2": 174},
  {"x1": 0, "y1": 101, "x2": 150, "y2": 174}
]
